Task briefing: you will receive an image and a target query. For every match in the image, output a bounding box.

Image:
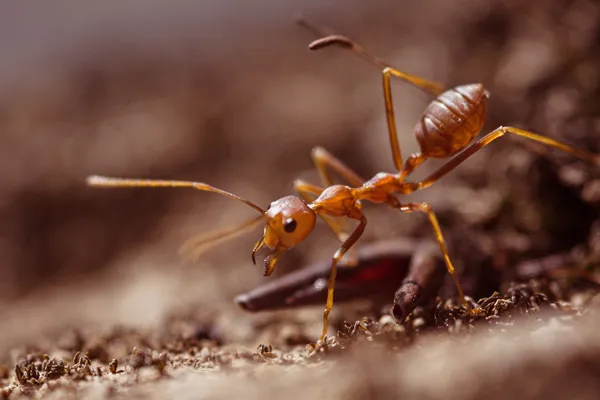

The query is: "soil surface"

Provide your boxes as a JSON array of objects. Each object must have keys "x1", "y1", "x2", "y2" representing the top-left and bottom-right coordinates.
[{"x1": 1, "y1": 1, "x2": 599, "y2": 399}]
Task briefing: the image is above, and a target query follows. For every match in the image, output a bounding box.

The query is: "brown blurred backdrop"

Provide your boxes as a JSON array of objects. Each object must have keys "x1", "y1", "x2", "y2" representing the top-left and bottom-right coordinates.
[{"x1": 0, "y1": 0, "x2": 598, "y2": 346}]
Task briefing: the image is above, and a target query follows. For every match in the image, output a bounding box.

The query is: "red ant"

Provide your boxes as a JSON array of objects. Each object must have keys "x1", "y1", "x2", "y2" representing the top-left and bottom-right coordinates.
[{"x1": 87, "y1": 22, "x2": 600, "y2": 347}]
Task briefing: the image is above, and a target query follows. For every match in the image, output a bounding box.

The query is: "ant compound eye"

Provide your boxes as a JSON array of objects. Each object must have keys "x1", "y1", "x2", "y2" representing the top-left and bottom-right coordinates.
[{"x1": 283, "y1": 218, "x2": 297, "y2": 233}]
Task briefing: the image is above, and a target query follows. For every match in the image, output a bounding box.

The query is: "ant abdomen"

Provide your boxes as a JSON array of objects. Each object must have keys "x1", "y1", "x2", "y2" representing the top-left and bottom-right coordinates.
[{"x1": 414, "y1": 83, "x2": 489, "y2": 158}]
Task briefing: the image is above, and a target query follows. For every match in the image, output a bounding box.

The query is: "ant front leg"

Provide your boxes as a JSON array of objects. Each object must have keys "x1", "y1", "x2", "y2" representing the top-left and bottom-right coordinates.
[
  {"x1": 296, "y1": 147, "x2": 366, "y2": 265},
  {"x1": 408, "y1": 126, "x2": 600, "y2": 192},
  {"x1": 317, "y1": 214, "x2": 367, "y2": 346},
  {"x1": 398, "y1": 202, "x2": 480, "y2": 315},
  {"x1": 311, "y1": 146, "x2": 365, "y2": 243}
]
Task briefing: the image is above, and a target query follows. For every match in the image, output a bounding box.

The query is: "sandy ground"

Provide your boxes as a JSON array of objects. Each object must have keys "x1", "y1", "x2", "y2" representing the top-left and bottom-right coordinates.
[
  {"x1": 1, "y1": 0, "x2": 599, "y2": 398},
  {"x1": 2, "y1": 280, "x2": 600, "y2": 399}
]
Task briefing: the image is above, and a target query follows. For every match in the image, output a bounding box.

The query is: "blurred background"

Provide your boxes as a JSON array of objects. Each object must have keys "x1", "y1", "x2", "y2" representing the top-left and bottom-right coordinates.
[{"x1": 0, "y1": 0, "x2": 599, "y2": 351}]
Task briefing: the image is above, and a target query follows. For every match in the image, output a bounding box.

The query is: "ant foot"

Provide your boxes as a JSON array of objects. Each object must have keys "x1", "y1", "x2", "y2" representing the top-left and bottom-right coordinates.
[
  {"x1": 305, "y1": 339, "x2": 323, "y2": 353},
  {"x1": 305, "y1": 337, "x2": 332, "y2": 355},
  {"x1": 467, "y1": 306, "x2": 485, "y2": 318}
]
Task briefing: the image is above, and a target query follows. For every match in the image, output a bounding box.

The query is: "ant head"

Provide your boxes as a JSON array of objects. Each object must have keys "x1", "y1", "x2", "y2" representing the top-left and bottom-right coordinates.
[{"x1": 253, "y1": 195, "x2": 316, "y2": 277}]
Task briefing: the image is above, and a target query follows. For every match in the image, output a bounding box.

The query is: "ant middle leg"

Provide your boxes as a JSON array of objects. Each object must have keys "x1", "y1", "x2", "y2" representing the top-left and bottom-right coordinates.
[
  {"x1": 300, "y1": 146, "x2": 365, "y2": 242},
  {"x1": 405, "y1": 126, "x2": 600, "y2": 192},
  {"x1": 311, "y1": 146, "x2": 365, "y2": 188}
]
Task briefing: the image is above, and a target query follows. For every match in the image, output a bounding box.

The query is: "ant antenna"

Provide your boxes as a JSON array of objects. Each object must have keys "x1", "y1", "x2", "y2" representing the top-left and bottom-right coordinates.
[
  {"x1": 180, "y1": 215, "x2": 265, "y2": 262},
  {"x1": 87, "y1": 175, "x2": 268, "y2": 260},
  {"x1": 86, "y1": 175, "x2": 266, "y2": 214}
]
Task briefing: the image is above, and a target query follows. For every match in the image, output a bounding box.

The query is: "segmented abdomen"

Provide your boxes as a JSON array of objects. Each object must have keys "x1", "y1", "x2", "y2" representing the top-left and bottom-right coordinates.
[{"x1": 414, "y1": 83, "x2": 489, "y2": 158}]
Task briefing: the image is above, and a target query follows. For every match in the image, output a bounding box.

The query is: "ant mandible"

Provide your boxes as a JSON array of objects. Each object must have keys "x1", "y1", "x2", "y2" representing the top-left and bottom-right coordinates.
[{"x1": 87, "y1": 21, "x2": 600, "y2": 347}]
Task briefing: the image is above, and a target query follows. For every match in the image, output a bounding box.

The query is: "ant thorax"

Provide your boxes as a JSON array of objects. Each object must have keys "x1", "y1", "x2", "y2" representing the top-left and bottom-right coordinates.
[
  {"x1": 311, "y1": 185, "x2": 359, "y2": 218},
  {"x1": 354, "y1": 172, "x2": 400, "y2": 204}
]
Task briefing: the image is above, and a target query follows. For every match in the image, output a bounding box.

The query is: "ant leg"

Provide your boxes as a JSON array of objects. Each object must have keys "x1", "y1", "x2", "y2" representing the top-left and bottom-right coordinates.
[
  {"x1": 300, "y1": 150, "x2": 365, "y2": 264},
  {"x1": 397, "y1": 153, "x2": 428, "y2": 181},
  {"x1": 304, "y1": 146, "x2": 365, "y2": 238},
  {"x1": 316, "y1": 43, "x2": 445, "y2": 171},
  {"x1": 319, "y1": 214, "x2": 367, "y2": 343},
  {"x1": 406, "y1": 126, "x2": 600, "y2": 192},
  {"x1": 398, "y1": 202, "x2": 474, "y2": 314},
  {"x1": 380, "y1": 67, "x2": 444, "y2": 172},
  {"x1": 301, "y1": 21, "x2": 445, "y2": 172},
  {"x1": 299, "y1": 18, "x2": 445, "y2": 96},
  {"x1": 311, "y1": 146, "x2": 365, "y2": 188}
]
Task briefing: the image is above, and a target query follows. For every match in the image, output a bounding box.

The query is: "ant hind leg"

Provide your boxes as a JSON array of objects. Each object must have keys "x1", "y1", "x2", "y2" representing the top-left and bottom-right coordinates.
[
  {"x1": 299, "y1": 18, "x2": 445, "y2": 172},
  {"x1": 398, "y1": 202, "x2": 480, "y2": 315},
  {"x1": 408, "y1": 126, "x2": 600, "y2": 192}
]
